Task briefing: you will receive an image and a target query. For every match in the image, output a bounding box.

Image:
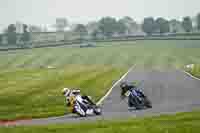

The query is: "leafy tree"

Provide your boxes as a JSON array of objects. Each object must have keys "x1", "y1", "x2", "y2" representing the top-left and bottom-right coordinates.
[
  {"x1": 23, "y1": 24, "x2": 28, "y2": 33},
  {"x1": 74, "y1": 24, "x2": 88, "y2": 40},
  {"x1": 0, "y1": 35, "x2": 2, "y2": 45},
  {"x1": 170, "y1": 19, "x2": 178, "y2": 33},
  {"x1": 86, "y1": 22, "x2": 99, "y2": 33},
  {"x1": 122, "y1": 16, "x2": 133, "y2": 22},
  {"x1": 142, "y1": 17, "x2": 156, "y2": 35},
  {"x1": 7, "y1": 24, "x2": 17, "y2": 45},
  {"x1": 21, "y1": 24, "x2": 30, "y2": 45},
  {"x1": 155, "y1": 18, "x2": 169, "y2": 34},
  {"x1": 197, "y1": 13, "x2": 200, "y2": 31},
  {"x1": 91, "y1": 29, "x2": 102, "y2": 39},
  {"x1": 29, "y1": 25, "x2": 42, "y2": 32},
  {"x1": 182, "y1": 16, "x2": 193, "y2": 32},
  {"x1": 116, "y1": 20, "x2": 127, "y2": 34},
  {"x1": 91, "y1": 29, "x2": 98, "y2": 39},
  {"x1": 119, "y1": 16, "x2": 138, "y2": 35},
  {"x1": 98, "y1": 17, "x2": 118, "y2": 37},
  {"x1": 118, "y1": 17, "x2": 134, "y2": 29},
  {"x1": 56, "y1": 18, "x2": 68, "y2": 32}
]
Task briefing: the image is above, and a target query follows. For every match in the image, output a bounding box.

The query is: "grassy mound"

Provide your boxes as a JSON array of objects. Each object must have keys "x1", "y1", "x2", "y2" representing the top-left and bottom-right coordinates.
[
  {"x1": 0, "y1": 65, "x2": 125, "y2": 120},
  {"x1": 1, "y1": 111, "x2": 200, "y2": 133},
  {"x1": 1, "y1": 40, "x2": 200, "y2": 70},
  {"x1": 186, "y1": 64, "x2": 200, "y2": 78}
]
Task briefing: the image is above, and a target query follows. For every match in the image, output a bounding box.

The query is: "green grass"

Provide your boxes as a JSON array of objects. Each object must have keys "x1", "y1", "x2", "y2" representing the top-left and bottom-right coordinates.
[
  {"x1": 1, "y1": 40, "x2": 200, "y2": 120},
  {"x1": 187, "y1": 64, "x2": 200, "y2": 78},
  {"x1": 1, "y1": 40, "x2": 200, "y2": 71},
  {"x1": 1, "y1": 111, "x2": 200, "y2": 133},
  {"x1": 0, "y1": 65, "x2": 125, "y2": 120}
]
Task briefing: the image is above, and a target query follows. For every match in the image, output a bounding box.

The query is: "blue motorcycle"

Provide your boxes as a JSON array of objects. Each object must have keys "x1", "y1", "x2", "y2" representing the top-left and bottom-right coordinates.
[{"x1": 120, "y1": 81, "x2": 152, "y2": 110}]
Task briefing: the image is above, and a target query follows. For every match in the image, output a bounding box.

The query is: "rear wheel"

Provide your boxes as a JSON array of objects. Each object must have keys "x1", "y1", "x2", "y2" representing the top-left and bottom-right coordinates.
[
  {"x1": 91, "y1": 105, "x2": 102, "y2": 115},
  {"x1": 94, "y1": 108, "x2": 102, "y2": 115},
  {"x1": 128, "y1": 95, "x2": 140, "y2": 109},
  {"x1": 143, "y1": 97, "x2": 152, "y2": 108}
]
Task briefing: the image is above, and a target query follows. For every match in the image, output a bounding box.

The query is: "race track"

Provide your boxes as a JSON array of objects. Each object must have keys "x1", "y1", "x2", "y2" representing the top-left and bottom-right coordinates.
[{"x1": 3, "y1": 69, "x2": 200, "y2": 126}]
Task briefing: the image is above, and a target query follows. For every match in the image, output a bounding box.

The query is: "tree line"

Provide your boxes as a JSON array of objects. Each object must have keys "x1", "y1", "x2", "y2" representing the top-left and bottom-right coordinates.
[
  {"x1": 0, "y1": 24, "x2": 30, "y2": 45},
  {"x1": 75, "y1": 13, "x2": 200, "y2": 39},
  {"x1": 1, "y1": 12, "x2": 200, "y2": 45}
]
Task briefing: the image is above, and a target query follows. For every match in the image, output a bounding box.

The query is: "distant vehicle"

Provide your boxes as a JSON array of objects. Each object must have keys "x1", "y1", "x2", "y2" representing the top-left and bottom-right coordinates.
[{"x1": 80, "y1": 42, "x2": 96, "y2": 48}]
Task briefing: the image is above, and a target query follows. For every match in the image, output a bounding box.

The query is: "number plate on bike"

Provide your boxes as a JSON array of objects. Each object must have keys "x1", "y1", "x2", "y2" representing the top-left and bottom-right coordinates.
[{"x1": 125, "y1": 91, "x2": 131, "y2": 96}]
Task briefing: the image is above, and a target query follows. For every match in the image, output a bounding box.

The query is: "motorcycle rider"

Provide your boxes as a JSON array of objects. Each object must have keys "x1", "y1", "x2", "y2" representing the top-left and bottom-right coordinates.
[
  {"x1": 62, "y1": 88, "x2": 96, "y2": 114},
  {"x1": 120, "y1": 82, "x2": 145, "y2": 107}
]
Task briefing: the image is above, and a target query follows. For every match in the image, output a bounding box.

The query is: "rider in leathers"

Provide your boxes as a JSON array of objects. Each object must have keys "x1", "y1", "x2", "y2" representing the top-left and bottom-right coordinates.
[
  {"x1": 62, "y1": 88, "x2": 95, "y2": 113},
  {"x1": 120, "y1": 82, "x2": 145, "y2": 108}
]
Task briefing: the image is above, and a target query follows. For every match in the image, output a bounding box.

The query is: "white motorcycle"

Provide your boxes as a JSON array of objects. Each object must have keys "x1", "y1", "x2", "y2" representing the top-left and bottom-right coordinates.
[{"x1": 71, "y1": 95, "x2": 102, "y2": 117}]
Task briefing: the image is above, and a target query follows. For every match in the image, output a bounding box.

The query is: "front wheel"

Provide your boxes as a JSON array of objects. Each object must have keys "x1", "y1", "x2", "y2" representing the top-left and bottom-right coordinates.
[
  {"x1": 74, "y1": 105, "x2": 86, "y2": 117},
  {"x1": 143, "y1": 97, "x2": 152, "y2": 108},
  {"x1": 93, "y1": 106, "x2": 102, "y2": 115}
]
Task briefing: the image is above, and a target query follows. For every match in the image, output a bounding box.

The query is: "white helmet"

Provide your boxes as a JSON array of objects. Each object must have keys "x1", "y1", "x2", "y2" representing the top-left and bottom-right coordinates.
[{"x1": 62, "y1": 88, "x2": 71, "y2": 96}]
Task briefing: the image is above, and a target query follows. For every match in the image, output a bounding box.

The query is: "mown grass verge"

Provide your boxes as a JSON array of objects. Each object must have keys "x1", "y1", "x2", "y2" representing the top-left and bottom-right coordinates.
[
  {"x1": 186, "y1": 64, "x2": 200, "y2": 78},
  {"x1": 1, "y1": 110, "x2": 200, "y2": 133},
  {"x1": 1, "y1": 40, "x2": 200, "y2": 71},
  {"x1": 0, "y1": 65, "x2": 126, "y2": 120},
  {"x1": 1, "y1": 40, "x2": 200, "y2": 120}
]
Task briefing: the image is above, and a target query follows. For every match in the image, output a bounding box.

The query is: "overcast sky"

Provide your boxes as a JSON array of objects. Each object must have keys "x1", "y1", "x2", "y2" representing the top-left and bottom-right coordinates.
[{"x1": 0, "y1": 0, "x2": 199, "y2": 32}]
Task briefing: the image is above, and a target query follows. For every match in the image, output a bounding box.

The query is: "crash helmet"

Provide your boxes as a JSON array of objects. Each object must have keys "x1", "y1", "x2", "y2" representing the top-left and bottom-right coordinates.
[
  {"x1": 120, "y1": 81, "x2": 129, "y2": 98},
  {"x1": 120, "y1": 82, "x2": 128, "y2": 90},
  {"x1": 62, "y1": 88, "x2": 71, "y2": 96},
  {"x1": 71, "y1": 89, "x2": 81, "y2": 95}
]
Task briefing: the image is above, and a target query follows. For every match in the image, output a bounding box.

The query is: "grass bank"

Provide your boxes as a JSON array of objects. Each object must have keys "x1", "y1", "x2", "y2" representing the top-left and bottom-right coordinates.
[
  {"x1": 1, "y1": 40, "x2": 200, "y2": 120},
  {"x1": 186, "y1": 64, "x2": 200, "y2": 78},
  {"x1": 1, "y1": 111, "x2": 200, "y2": 133},
  {"x1": 1, "y1": 40, "x2": 200, "y2": 70},
  {"x1": 0, "y1": 65, "x2": 125, "y2": 120}
]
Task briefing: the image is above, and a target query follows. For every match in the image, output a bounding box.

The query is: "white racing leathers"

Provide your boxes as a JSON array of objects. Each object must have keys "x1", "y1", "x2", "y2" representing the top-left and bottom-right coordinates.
[
  {"x1": 74, "y1": 95, "x2": 94, "y2": 116},
  {"x1": 64, "y1": 89, "x2": 100, "y2": 116}
]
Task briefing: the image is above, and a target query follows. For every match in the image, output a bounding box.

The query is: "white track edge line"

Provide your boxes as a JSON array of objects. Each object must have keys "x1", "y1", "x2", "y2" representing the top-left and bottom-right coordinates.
[
  {"x1": 97, "y1": 65, "x2": 135, "y2": 105},
  {"x1": 182, "y1": 70, "x2": 200, "y2": 81}
]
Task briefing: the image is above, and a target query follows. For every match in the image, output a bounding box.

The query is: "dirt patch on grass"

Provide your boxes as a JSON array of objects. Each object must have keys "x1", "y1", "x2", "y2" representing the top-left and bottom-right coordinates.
[{"x1": 0, "y1": 118, "x2": 31, "y2": 126}]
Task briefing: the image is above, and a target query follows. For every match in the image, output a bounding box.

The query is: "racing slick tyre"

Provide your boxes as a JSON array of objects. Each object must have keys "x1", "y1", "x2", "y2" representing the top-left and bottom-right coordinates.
[
  {"x1": 74, "y1": 105, "x2": 87, "y2": 117},
  {"x1": 93, "y1": 106, "x2": 102, "y2": 115},
  {"x1": 144, "y1": 97, "x2": 152, "y2": 108}
]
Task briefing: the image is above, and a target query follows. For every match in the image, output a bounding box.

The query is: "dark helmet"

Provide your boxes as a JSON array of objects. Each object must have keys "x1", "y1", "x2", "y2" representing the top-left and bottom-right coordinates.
[
  {"x1": 120, "y1": 81, "x2": 129, "y2": 92},
  {"x1": 120, "y1": 82, "x2": 129, "y2": 98},
  {"x1": 120, "y1": 81, "x2": 128, "y2": 88}
]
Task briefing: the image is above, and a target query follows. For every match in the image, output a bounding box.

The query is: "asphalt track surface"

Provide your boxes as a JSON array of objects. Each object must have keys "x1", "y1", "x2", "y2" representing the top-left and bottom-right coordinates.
[{"x1": 2, "y1": 69, "x2": 200, "y2": 126}]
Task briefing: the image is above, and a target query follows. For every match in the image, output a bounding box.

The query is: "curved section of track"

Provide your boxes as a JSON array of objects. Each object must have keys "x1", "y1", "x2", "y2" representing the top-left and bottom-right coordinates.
[{"x1": 2, "y1": 69, "x2": 200, "y2": 126}]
